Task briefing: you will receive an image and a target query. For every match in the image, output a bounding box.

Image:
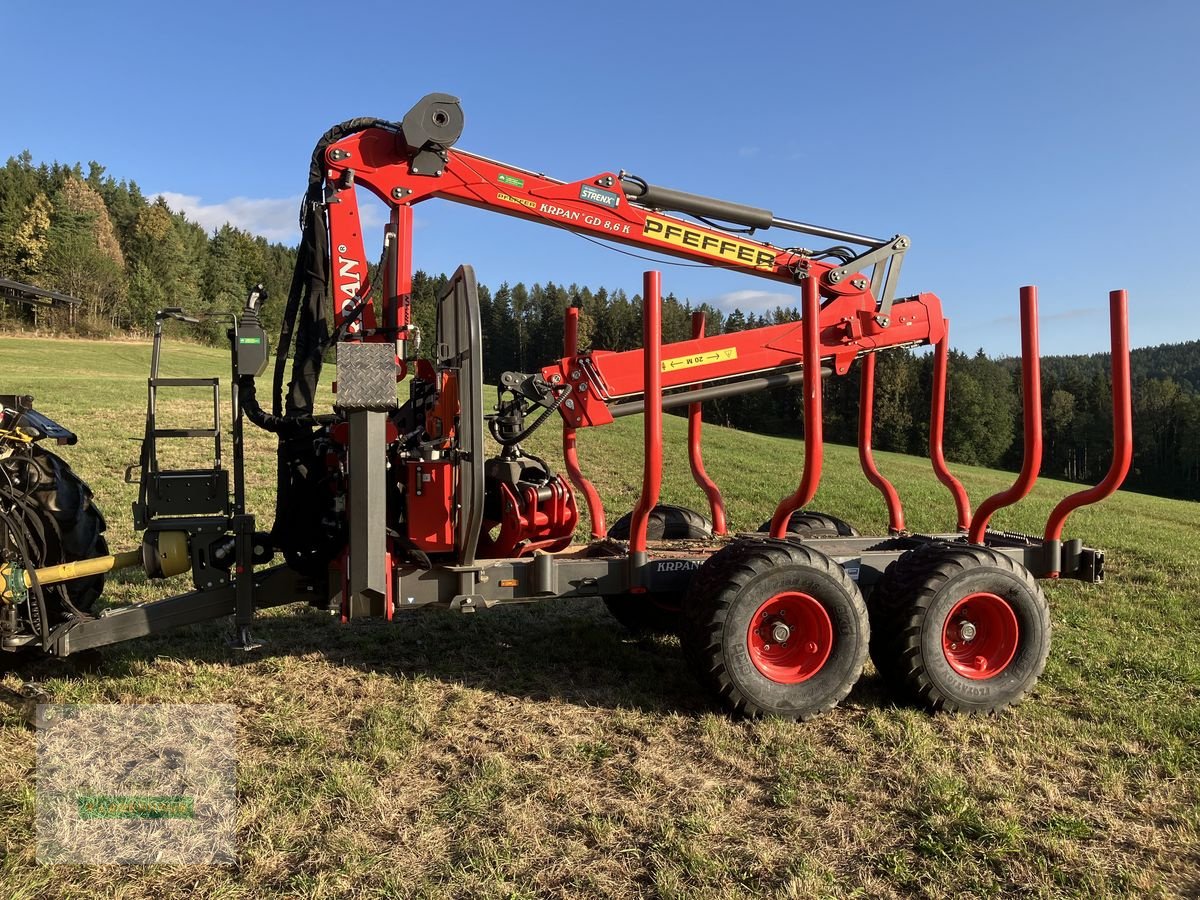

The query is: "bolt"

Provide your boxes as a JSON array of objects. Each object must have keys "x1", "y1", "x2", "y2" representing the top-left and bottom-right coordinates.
[
  {"x1": 551, "y1": 373, "x2": 562, "y2": 383},
  {"x1": 577, "y1": 384, "x2": 587, "y2": 393},
  {"x1": 959, "y1": 620, "x2": 977, "y2": 642},
  {"x1": 828, "y1": 271, "x2": 844, "y2": 283},
  {"x1": 851, "y1": 278, "x2": 868, "y2": 290},
  {"x1": 565, "y1": 399, "x2": 574, "y2": 409},
  {"x1": 771, "y1": 623, "x2": 791, "y2": 643},
  {"x1": 392, "y1": 187, "x2": 410, "y2": 200},
  {"x1": 571, "y1": 369, "x2": 581, "y2": 380}
]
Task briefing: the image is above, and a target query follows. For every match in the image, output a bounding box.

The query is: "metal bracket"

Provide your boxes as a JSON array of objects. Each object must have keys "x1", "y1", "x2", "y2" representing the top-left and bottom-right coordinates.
[{"x1": 826, "y1": 235, "x2": 910, "y2": 324}]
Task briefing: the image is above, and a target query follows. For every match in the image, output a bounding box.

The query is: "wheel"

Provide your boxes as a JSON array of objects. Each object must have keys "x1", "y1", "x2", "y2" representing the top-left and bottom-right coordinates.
[
  {"x1": 607, "y1": 504, "x2": 713, "y2": 542},
  {"x1": 866, "y1": 541, "x2": 952, "y2": 686},
  {"x1": 757, "y1": 510, "x2": 859, "y2": 538},
  {"x1": 682, "y1": 537, "x2": 869, "y2": 719},
  {"x1": 603, "y1": 504, "x2": 711, "y2": 636},
  {"x1": 0, "y1": 444, "x2": 108, "y2": 621},
  {"x1": 880, "y1": 544, "x2": 1051, "y2": 713}
]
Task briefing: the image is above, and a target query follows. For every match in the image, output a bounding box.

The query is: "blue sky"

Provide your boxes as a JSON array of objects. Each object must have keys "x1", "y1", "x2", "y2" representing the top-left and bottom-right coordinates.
[{"x1": 3, "y1": 0, "x2": 1197, "y2": 356}]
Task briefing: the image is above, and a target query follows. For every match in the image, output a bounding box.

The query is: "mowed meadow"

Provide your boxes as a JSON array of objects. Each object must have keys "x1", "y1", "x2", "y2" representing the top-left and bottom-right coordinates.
[{"x1": 0, "y1": 336, "x2": 1197, "y2": 898}]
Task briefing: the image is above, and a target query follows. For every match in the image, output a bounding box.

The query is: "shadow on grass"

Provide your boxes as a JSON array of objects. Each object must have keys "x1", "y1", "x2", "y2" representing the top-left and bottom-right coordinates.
[{"x1": 7, "y1": 596, "x2": 900, "y2": 718}]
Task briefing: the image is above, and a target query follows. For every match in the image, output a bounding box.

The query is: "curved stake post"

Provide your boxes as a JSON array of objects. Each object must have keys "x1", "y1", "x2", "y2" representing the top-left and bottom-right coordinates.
[
  {"x1": 930, "y1": 319, "x2": 972, "y2": 530},
  {"x1": 858, "y1": 352, "x2": 905, "y2": 532},
  {"x1": 561, "y1": 306, "x2": 606, "y2": 538},
  {"x1": 1042, "y1": 289, "x2": 1132, "y2": 575},
  {"x1": 769, "y1": 276, "x2": 824, "y2": 538},
  {"x1": 968, "y1": 286, "x2": 1042, "y2": 544},
  {"x1": 688, "y1": 311, "x2": 728, "y2": 534},
  {"x1": 629, "y1": 272, "x2": 663, "y2": 564}
]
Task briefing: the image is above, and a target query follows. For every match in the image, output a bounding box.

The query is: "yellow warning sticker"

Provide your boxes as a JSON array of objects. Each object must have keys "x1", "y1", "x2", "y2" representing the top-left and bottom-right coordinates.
[
  {"x1": 643, "y1": 215, "x2": 776, "y2": 270},
  {"x1": 661, "y1": 347, "x2": 738, "y2": 373}
]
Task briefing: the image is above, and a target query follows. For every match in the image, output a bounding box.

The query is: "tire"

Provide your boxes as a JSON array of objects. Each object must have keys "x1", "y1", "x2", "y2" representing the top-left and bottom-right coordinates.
[
  {"x1": 0, "y1": 445, "x2": 108, "y2": 621},
  {"x1": 757, "y1": 510, "x2": 859, "y2": 538},
  {"x1": 882, "y1": 545, "x2": 1051, "y2": 713},
  {"x1": 682, "y1": 537, "x2": 869, "y2": 719},
  {"x1": 867, "y1": 541, "x2": 953, "y2": 686},
  {"x1": 603, "y1": 504, "x2": 711, "y2": 636}
]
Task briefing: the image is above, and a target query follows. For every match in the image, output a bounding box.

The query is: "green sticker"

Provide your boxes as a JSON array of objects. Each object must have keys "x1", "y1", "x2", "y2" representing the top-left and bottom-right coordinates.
[
  {"x1": 497, "y1": 173, "x2": 525, "y2": 188},
  {"x1": 239, "y1": 336, "x2": 263, "y2": 344}
]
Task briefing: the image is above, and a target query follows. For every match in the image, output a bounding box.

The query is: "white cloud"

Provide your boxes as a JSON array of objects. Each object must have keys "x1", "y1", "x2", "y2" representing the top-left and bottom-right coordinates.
[
  {"x1": 153, "y1": 191, "x2": 302, "y2": 243},
  {"x1": 707, "y1": 289, "x2": 798, "y2": 312},
  {"x1": 154, "y1": 191, "x2": 394, "y2": 246}
]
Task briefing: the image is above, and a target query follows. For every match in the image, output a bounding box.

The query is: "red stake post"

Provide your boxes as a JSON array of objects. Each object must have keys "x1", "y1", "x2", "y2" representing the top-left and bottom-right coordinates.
[
  {"x1": 930, "y1": 319, "x2": 972, "y2": 530},
  {"x1": 629, "y1": 272, "x2": 663, "y2": 555},
  {"x1": 1043, "y1": 290, "x2": 1133, "y2": 567},
  {"x1": 968, "y1": 286, "x2": 1043, "y2": 544},
  {"x1": 769, "y1": 276, "x2": 824, "y2": 538},
  {"x1": 688, "y1": 311, "x2": 728, "y2": 534},
  {"x1": 561, "y1": 307, "x2": 606, "y2": 538},
  {"x1": 858, "y1": 352, "x2": 905, "y2": 532}
]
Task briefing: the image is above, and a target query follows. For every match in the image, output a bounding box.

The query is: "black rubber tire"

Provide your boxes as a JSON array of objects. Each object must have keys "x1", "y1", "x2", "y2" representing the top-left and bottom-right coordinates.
[
  {"x1": 682, "y1": 537, "x2": 869, "y2": 720},
  {"x1": 607, "y1": 504, "x2": 713, "y2": 542},
  {"x1": 603, "y1": 504, "x2": 711, "y2": 636},
  {"x1": 867, "y1": 541, "x2": 953, "y2": 687},
  {"x1": 0, "y1": 445, "x2": 108, "y2": 620},
  {"x1": 757, "y1": 510, "x2": 859, "y2": 539},
  {"x1": 883, "y1": 544, "x2": 1051, "y2": 713}
]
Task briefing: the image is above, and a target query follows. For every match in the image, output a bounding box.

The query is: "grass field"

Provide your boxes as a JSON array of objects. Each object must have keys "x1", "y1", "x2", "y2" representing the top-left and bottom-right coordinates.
[{"x1": 0, "y1": 336, "x2": 1197, "y2": 898}]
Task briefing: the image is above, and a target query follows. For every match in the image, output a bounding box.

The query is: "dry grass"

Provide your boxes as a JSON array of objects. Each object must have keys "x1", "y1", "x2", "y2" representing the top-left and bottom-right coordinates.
[{"x1": 0, "y1": 336, "x2": 1197, "y2": 898}]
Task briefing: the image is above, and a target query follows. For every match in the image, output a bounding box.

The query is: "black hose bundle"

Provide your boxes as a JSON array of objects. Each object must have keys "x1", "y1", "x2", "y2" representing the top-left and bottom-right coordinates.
[{"x1": 247, "y1": 118, "x2": 396, "y2": 571}]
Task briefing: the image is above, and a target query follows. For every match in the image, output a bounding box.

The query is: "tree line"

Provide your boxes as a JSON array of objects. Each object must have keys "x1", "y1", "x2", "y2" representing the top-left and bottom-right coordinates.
[{"x1": 2, "y1": 151, "x2": 1197, "y2": 500}]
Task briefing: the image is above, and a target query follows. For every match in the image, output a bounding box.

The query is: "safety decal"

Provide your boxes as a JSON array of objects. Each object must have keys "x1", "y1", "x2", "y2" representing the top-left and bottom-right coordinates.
[
  {"x1": 497, "y1": 173, "x2": 525, "y2": 188},
  {"x1": 661, "y1": 347, "x2": 738, "y2": 373}
]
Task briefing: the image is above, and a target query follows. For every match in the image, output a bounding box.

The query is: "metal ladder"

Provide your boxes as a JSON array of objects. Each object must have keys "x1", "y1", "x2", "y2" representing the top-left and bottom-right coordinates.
[{"x1": 130, "y1": 309, "x2": 231, "y2": 529}]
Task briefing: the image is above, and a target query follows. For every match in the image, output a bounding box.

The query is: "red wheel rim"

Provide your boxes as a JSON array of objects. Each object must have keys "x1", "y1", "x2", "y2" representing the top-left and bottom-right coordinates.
[
  {"x1": 941, "y1": 592, "x2": 1019, "y2": 679},
  {"x1": 746, "y1": 591, "x2": 833, "y2": 684}
]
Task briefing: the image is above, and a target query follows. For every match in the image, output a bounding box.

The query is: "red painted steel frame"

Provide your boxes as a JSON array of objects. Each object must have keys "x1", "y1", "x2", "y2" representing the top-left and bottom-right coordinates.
[
  {"x1": 629, "y1": 272, "x2": 663, "y2": 553},
  {"x1": 930, "y1": 320, "x2": 972, "y2": 530},
  {"x1": 769, "y1": 277, "x2": 824, "y2": 538},
  {"x1": 561, "y1": 307, "x2": 606, "y2": 538},
  {"x1": 318, "y1": 129, "x2": 947, "y2": 392},
  {"x1": 1043, "y1": 290, "x2": 1132, "y2": 545},
  {"x1": 858, "y1": 352, "x2": 905, "y2": 532},
  {"x1": 968, "y1": 287, "x2": 1043, "y2": 544},
  {"x1": 688, "y1": 311, "x2": 728, "y2": 534}
]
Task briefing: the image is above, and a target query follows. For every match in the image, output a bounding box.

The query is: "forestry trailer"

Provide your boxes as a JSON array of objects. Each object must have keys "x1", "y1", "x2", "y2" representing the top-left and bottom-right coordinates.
[{"x1": 0, "y1": 93, "x2": 1133, "y2": 719}]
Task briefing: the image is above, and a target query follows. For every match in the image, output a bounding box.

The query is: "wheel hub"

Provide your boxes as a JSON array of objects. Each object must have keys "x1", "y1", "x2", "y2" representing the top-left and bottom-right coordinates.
[
  {"x1": 747, "y1": 591, "x2": 833, "y2": 684},
  {"x1": 941, "y1": 592, "x2": 1019, "y2": 679}
]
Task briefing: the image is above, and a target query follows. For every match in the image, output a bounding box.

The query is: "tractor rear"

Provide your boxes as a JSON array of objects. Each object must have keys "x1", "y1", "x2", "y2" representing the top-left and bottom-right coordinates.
[{"x1": 0, "y1": 93, "x2": 1133, "y2": 721}]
